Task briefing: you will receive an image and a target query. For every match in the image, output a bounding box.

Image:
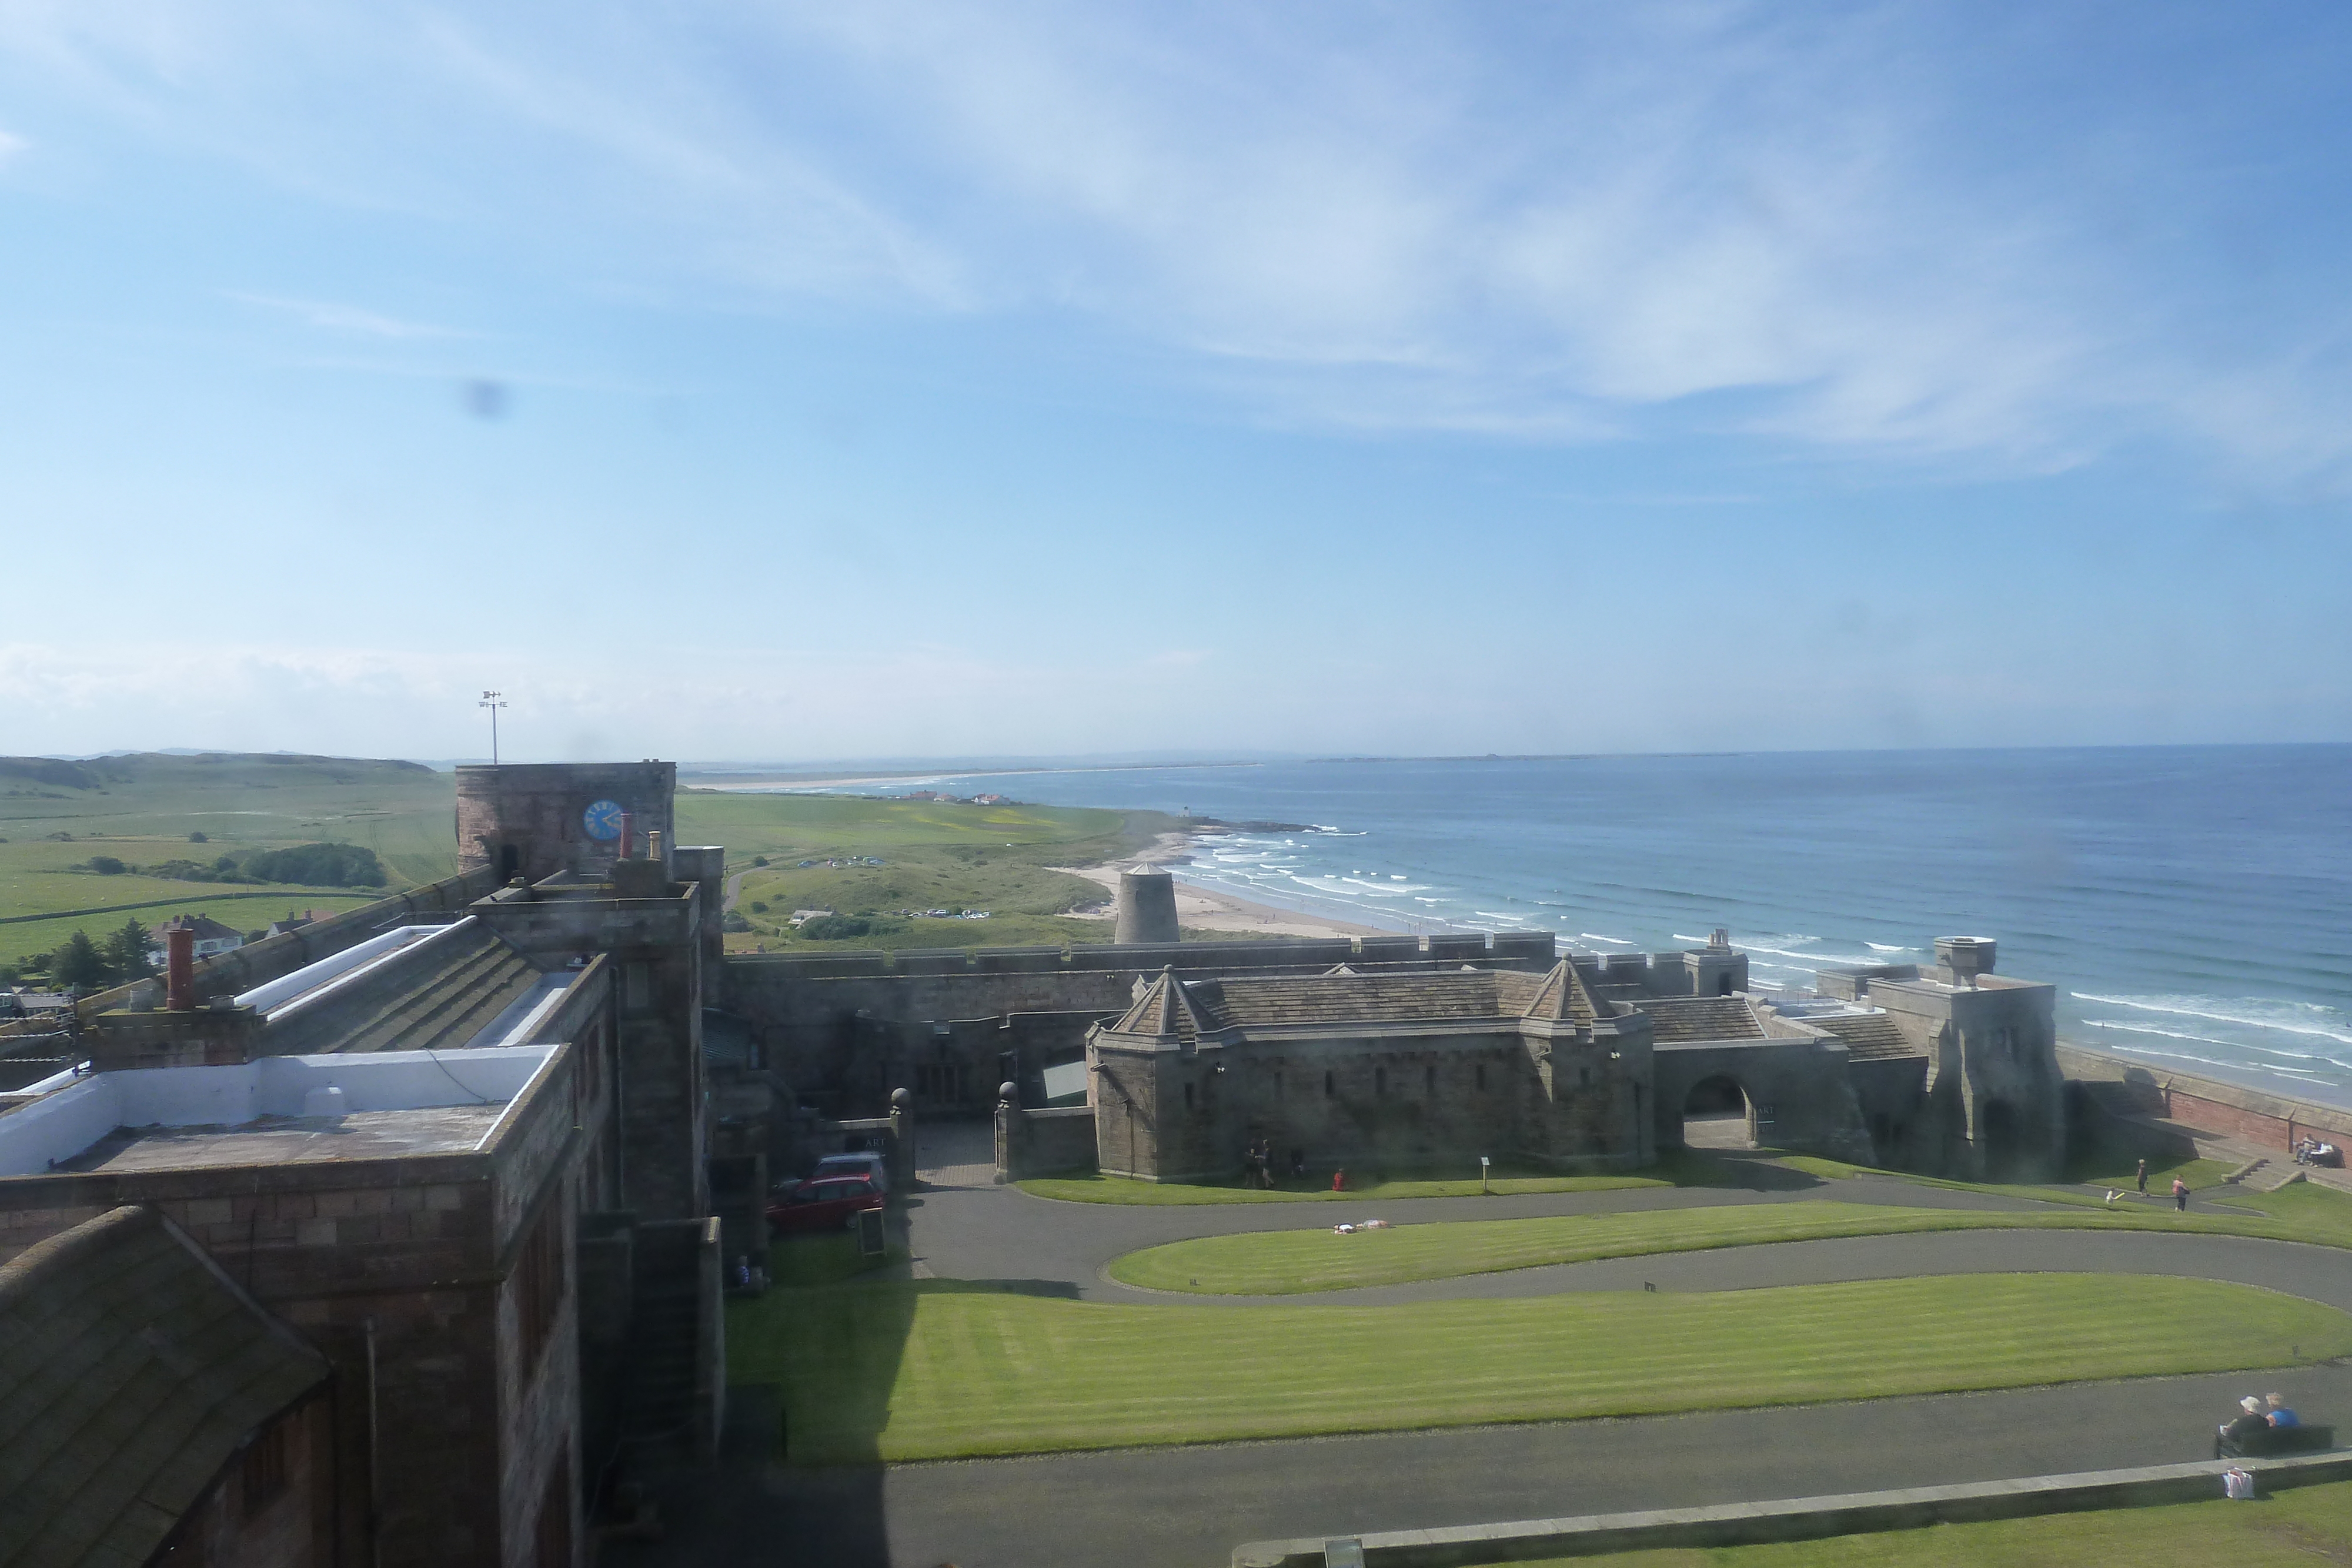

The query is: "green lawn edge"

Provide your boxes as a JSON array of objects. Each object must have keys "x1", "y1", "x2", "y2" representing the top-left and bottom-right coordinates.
[{"x1": 1107, "y1": 1188, "x2": 2352, "y2": 1294}]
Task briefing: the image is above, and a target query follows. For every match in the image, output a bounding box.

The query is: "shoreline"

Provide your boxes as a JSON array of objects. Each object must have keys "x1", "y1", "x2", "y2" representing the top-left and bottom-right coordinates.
[
  {"x1": 1056, "y1": 831, "x2": 1402, "y2": 941},
  {"x1": 1058, "y1": 828, "x2": 1458, "y2": 942}
]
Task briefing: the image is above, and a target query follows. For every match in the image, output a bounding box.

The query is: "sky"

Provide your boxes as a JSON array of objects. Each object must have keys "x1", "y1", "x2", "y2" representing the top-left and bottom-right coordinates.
[{"x1": 2, "y1": 2, "x2": 2348, "y2": 764}]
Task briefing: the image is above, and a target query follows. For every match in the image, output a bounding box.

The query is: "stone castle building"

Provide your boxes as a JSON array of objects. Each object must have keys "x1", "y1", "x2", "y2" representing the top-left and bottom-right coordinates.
[{"x1": 0, "y1": 758, "x2": 2072, "y2": 1563}]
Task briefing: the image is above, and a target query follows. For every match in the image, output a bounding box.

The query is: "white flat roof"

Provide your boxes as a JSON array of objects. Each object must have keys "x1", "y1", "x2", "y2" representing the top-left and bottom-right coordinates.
[{"x1": 0, "y1": 1044, "x2": 560, "y2": 1178}]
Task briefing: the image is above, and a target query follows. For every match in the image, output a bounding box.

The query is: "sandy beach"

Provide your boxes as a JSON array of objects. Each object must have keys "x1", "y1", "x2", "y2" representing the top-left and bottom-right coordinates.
[{"x1": 1054, "y1": 831, "x2": 1396, "y2": 941}]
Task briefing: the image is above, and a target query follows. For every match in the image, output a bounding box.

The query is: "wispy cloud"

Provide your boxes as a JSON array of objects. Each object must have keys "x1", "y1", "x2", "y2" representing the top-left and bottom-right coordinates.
[
  {"x1": 6, "y1": 2, "x2": 2352, "y2": 483},
  {"x1": 226, "y1": 291, "x2": 469, "y2": 339}
]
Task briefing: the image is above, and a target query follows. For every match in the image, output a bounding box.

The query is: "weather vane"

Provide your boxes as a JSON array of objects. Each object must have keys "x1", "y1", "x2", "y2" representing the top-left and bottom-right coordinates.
[{"x1": 479, "y1": 690, "x2": 507, "y2": 765}]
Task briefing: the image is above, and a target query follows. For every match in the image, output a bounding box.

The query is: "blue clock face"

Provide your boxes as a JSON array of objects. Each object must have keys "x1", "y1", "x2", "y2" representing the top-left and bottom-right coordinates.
[{"x1": 582, "y1": 799, "x2": 626, "y2": 841}]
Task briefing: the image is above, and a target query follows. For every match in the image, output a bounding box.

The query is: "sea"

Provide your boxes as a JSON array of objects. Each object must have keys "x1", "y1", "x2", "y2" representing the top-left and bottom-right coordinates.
[{"x1": 764, "y1": 747, "x2": 2352, "y2": 1110}]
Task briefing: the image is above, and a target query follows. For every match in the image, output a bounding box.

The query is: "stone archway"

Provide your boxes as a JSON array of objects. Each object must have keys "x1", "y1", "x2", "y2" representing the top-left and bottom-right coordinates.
[{"x1": 1682, "y1": 1074, "x2": 1753, "y2": 1151}]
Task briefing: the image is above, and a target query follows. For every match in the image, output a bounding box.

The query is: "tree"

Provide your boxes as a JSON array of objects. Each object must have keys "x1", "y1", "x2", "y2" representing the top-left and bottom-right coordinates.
[
  {"x1": 51, "y1": 929, "x2": 111, "y2": 992},
  {"x1": 189, "y1": 831, "x2": 208, "y2": 843},
  {"x1": 103, "y1": 918, "x2": 154, "y2": 982},
  {"x1": 85, "y1": 855, "x2": 127, "y2": 875}
]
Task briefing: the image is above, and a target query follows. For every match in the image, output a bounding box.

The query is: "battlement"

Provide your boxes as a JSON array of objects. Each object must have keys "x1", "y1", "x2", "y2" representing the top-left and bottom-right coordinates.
[{"x1": 728, "y1": 929, "x2": 1558, "y2": 981}]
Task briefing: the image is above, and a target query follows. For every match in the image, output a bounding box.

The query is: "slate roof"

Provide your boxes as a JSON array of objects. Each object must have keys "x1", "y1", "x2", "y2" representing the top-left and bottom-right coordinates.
[
  {"x1": 262, "y1": 918, "x2": 542, "y2": 1056},
  {"x1": 1636, "y1": 995, "x2": 1766, "y2": 1043},
  {"x1": 0, "y1": 1206, "x2": 330, "y2": 1568},
  {"x1": 1105, "y1": 961, "x2": 1615, "y2": 1041},
  {"x1": 1809, "y1": 1011, "x2": 1923, "y2": 1059}
]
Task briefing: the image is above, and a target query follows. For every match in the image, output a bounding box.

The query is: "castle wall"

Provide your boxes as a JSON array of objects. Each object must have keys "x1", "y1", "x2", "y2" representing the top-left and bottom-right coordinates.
[
  {"x1": 1651, "y1": 1038, "x2": 1876, "y2": 1162},
  {"x1": 1091, "y1": 1027, "x2": 1649, "y2": 1184},
  {"x1": 721, "y1": 932, "x2": 1560, "y2": 1117}
]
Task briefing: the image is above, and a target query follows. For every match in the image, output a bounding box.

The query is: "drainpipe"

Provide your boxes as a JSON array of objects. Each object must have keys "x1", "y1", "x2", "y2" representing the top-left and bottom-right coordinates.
[
  {"x1": 364, "y1": 1316, "x2": 382, "y2": 1568},
  {"x1": 616, "y1": 812, "x2": 635, "y2": 862}
]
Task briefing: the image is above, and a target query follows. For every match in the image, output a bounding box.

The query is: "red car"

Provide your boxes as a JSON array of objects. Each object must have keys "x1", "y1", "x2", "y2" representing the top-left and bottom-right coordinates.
[{"x1": 767, "y1": 1174, "x2": 884, "y2": 1235}]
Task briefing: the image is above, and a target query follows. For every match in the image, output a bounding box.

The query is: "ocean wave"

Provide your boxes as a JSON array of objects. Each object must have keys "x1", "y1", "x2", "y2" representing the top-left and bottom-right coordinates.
[
  {"x1": 1865, "y1": 942, "x2": 1913, "y2": 954},
  {"x1": 1580, "y1": 934, "x2": 1633, "y2": 946},
  {"x1": 2084, "y1": 1019, "x2": 2328, "y2": 1064},
  {"x1": 2071, "y1": 993, "x2": 2352, "y2": 1047},
  {"x1": 1740, "y1": 942, "x2": 1890, "y2": 968}
]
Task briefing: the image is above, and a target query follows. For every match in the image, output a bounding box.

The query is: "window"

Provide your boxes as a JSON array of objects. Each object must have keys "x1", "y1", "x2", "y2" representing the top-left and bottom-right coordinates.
[
  {"x1": 1425, "y1": 1065, "x2": 1436, "y2": 1094},
  {"x1": 239, "y1": 1416, "x2": 292, "y2": 1516},
  {"x1": 1476, "y1": 1063, "x2": 1487, "y2": 1091},
  {"x1": 1324, "y1": 1069, "x2": 1335, "y2": 1098}
]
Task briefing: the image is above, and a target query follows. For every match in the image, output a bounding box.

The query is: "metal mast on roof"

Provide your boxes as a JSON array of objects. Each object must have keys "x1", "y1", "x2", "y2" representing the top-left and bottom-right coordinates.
[{"x1": 479, "y1": 690, "x2": 507, "y2": 765}]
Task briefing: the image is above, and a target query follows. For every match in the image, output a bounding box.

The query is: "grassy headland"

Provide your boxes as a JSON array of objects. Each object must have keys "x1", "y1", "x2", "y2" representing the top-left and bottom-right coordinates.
[{"x1": 674, "y1": 789, "x2": 1214, "y2": 952}]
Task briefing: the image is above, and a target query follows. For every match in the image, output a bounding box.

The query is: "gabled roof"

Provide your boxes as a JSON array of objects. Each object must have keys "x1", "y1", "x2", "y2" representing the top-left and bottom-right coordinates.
[
  {"x1": 0, "y1": 1206, "x2": 330, "y2": 1568},
  {"x1": 157, "y1": 914, "x2": 242, "y2": 942},
  {"x1": 1102, "y1": 963, "x2": 1618, "y2": 1041}
]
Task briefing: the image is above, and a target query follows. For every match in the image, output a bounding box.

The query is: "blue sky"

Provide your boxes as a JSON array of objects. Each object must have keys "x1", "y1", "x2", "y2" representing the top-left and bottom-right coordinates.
[{"x1": 2, "y1": 2, "x2": 2347, "y2": 763}]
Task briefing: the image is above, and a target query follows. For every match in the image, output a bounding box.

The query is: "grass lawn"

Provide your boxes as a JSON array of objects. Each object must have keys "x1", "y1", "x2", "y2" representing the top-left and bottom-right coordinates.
[
  {"x1": 1526, "y1": 1478, "x2": 2352, "y2": 1567},
  {"x1": 732, "y1": 1271, "x2": 2352, "y2": 1463},
  {"x1": 1107, "y1": 1186, "x2": 2352, "y2": 1294},
  {"x1": 1779, "y1": 1149, "x2": 2244, "y2": 1205}
]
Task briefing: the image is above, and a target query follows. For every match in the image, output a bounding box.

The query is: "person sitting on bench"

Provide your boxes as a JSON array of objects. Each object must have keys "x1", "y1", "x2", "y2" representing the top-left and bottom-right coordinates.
[
  {"x1": 2219, "y1": 1397, "x2": 2271, "y2": 1456},
  {"x1": 2267, "y1": 1393, "x2": 2301, "y2": 1428}
]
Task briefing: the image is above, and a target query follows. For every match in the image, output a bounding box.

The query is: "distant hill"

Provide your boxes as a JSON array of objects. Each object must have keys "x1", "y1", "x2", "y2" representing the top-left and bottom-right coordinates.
[{"x1": 0, "y1": 753, "x2": 435, "y2": 790}]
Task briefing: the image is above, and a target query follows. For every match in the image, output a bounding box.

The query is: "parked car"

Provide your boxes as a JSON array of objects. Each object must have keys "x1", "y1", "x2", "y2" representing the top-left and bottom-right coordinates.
[
  {"x1": 814, "y1": 1150, "x2": 890, "y2": 1193},
  {"x1": 767, "y1": 1175, "x2": 884, "y2": 1235}
]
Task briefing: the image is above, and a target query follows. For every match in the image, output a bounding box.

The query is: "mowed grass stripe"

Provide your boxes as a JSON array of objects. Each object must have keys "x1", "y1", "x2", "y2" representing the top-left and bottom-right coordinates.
[
  {"x1": 1107, "y1": 1199, "x2": 2352, "y2": 1294},
  {"x1": 745, "y1": 1273, "x2": 2352, "y2": 1463}
]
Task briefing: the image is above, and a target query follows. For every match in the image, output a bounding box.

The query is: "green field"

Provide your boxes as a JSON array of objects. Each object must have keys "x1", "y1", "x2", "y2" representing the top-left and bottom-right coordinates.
[
  {"x1": 0, "y1": 753, "x2": 460, "y2": 969},
  {"x1": 1531, "y1": 1480, "x2": 2352, "y2": 1567},
  {"x1": 733, "y1": 1271, "x2": 2352, "y2": 1463},
  {"x1": 1105, "y1": 1191, "x2": 2352, "y2": 1293},
  {"x1": 672, "y1": 788, "x2": 1212, "y2": 952}
]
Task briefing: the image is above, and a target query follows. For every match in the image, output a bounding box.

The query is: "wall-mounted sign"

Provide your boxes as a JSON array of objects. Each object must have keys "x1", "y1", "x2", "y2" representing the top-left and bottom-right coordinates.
[{"x1": 582, "y1": 799, "x2": 626, "y2": 841}]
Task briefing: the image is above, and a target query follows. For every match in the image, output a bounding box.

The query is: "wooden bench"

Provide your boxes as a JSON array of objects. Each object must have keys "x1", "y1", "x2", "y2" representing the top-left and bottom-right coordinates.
[{"x1": 2217, "y1": 1422, "x2": 2334, "y2": 1459}]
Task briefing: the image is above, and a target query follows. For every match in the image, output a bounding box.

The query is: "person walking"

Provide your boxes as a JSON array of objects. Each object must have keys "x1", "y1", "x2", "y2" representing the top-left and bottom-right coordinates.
[
  {"x1": 2137, "y1": 1158, "x2": 2149, "y2": 1195},
  {"x1": 2174, "y1": 1175, "x2": 2190, "y2": 1212}
]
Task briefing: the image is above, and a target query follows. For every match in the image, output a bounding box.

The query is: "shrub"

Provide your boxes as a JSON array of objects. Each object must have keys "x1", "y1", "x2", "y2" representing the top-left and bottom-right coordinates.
[
  {"x1": 85, "y1": 855, "x2": 128, "y2": 875},
  {"x1": 750, "y1": 900, "x2": 770, "y2": 913},
  {"x1": 721, "y1": 911, "x2": 752, "y2": 933},
  {"x1": 241, "y1": 842, "x2": 388, "y2": 888},
  {"x1": 189, "y1": 831, "x2": 208, "y2": 843},
  {"x1": 51, "y1": 930, "x2": 111, "y2": 991},
  {"x1": 752, "y1": 855, "x2": 769, "y2": 867}
]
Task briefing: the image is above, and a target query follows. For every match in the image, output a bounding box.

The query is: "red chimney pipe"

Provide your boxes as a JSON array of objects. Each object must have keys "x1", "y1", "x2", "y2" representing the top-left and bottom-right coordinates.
[
  {"x1": 616, "y1": 811, "x2": 635, "y2": 861},
  {"x1": 165, "y1": 926, "x2": 195, "y2": 1011}
]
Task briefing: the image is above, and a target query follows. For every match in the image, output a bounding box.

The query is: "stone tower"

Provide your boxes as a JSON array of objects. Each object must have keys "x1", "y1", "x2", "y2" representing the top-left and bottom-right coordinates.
[
  {"x1": 455, "y1": 761, "x2": 677, "y2": 885},
  {"x1": 1113, "y1": 865, "x2": 1180, "y2": 944}
]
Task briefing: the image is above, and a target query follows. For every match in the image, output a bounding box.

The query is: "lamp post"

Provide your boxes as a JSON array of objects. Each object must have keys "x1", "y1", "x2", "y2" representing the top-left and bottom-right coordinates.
[{"x1": 479, "y1": 690, "x2": 507, "y2": 765}]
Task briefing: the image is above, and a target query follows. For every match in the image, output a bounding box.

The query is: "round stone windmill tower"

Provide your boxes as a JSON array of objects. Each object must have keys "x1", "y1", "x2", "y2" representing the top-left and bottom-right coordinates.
[{"x1": 1113, "y1": 865, "x2": 1181, "y2": 944}]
